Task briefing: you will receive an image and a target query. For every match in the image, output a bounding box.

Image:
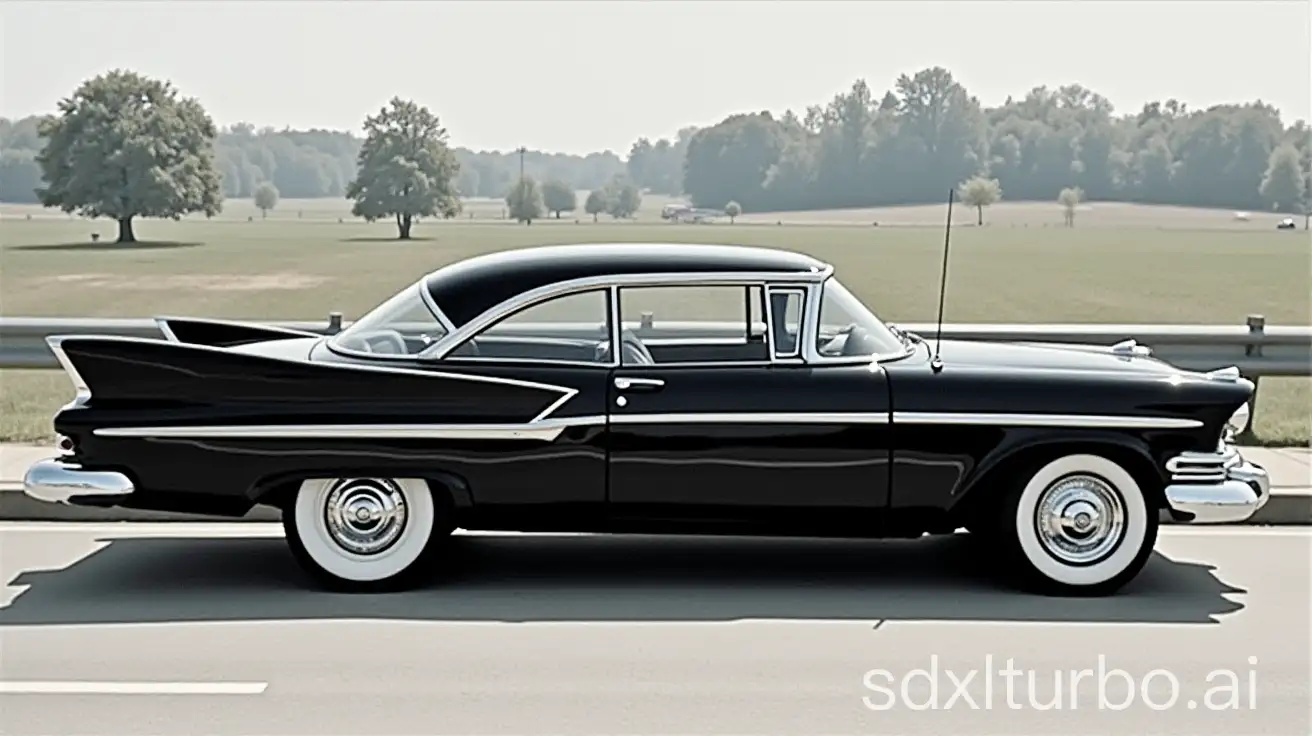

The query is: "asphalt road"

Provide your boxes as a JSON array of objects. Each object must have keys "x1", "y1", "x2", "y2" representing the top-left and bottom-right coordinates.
[{"x1": 1, "y1": 523, "x2": 1309, "y2": 736}]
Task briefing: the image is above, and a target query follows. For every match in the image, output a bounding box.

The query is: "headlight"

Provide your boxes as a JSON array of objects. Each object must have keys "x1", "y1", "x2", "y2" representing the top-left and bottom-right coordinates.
[{"x1": 1226, "y1": 403, "x2": 1251, "y2": 435}]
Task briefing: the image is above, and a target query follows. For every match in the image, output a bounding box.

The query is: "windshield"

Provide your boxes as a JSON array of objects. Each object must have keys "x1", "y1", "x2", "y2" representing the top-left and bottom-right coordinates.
[
  {"x1": 328, "y1": 283, "x2": 448, "y2": 356},
  {"x1": 814, "y1": 279, "x2": 908, "y2": 359}
]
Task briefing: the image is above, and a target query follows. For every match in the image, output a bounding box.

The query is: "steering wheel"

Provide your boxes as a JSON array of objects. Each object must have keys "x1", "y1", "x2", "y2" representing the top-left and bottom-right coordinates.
[{"x1": 354, "y1": 329, "x2": 409, "y2": 355}]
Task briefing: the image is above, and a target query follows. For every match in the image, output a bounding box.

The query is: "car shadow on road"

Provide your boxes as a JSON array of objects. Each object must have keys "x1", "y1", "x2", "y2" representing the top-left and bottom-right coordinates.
[{"x1": 0, "y1": 532, "x2": 1245, "y2": 626}]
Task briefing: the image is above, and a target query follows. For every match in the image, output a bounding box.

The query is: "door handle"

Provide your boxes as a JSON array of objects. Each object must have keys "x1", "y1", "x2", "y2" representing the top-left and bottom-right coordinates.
[{"x1": 614, "y1": 377, "x2": 665, "y2": 391}]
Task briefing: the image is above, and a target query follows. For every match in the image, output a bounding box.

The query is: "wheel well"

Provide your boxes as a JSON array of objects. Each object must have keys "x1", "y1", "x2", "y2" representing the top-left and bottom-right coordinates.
[
  {"x1": 251, "y1": 471, "x2": 469, "y2": 515},
  {"x1": 952, "y1": 440, "x2": 1167, "y2": 527}
]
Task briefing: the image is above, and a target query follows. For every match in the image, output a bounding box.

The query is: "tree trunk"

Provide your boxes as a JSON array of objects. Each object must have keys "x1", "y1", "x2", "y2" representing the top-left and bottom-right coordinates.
[
  {"x1": 555, "y1": 211, "x2": 561, "y2": 219},
  {"x1": 976, "y1": 205, "x2": 983, "y2": 226},
  {"x1": 117, "y1": 217, "x2": 136, "y2": 243},
  {"x1": 592, "y1": 213, "x2": 597, "y2": 222},
  {"x1": 397, "y1": 213, "x2": 413, "y2": 240}
]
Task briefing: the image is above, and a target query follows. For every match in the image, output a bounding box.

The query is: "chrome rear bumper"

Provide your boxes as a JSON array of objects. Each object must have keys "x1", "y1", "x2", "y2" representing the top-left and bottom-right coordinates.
[
  {"x1": 1164, "y1": 445, "x2": 1270, "y2": 524},
  {"x1": 23, "y1": 457, "x2": 134, "y2": 505}
]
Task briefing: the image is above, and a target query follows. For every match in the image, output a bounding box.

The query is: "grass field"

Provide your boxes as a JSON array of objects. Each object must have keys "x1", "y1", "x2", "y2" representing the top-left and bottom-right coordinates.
[{"x1": 1, "y1": 200, "x2": 1309, "y2": 445}]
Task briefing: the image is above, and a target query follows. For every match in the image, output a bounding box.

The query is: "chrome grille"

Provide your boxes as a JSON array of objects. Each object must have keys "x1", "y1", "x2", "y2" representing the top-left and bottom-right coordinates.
[{"x1": 1165, "y1": 444, "x2": 1240, "y2": 484}]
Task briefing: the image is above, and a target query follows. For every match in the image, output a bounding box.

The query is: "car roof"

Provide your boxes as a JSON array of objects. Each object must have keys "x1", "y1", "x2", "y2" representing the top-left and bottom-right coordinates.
[{"x1": 423, "y1": 243, "x2": 829, "y2": 327}]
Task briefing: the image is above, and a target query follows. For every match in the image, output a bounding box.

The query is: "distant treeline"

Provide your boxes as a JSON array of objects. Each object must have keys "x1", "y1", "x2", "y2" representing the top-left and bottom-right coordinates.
[
  {"x1": 0, "y1": 117, "x2": 627, "y2": 204},
  {"x1": 2, "y1": 66, "x2": 1309, "y2": 214}
]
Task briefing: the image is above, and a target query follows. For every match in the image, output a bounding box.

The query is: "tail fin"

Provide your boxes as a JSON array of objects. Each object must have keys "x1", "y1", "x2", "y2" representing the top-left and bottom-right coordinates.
[{"x1": 156, "y1": 317, "x2": 320, "y2": 347}]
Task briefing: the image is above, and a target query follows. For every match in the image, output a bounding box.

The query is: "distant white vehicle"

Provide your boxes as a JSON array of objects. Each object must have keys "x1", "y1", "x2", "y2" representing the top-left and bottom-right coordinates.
[
  {"x1": 1276, "y1": 217, "x2": 1296, "y2": 230},
  {"x1": 661, "y1": 204, "x2": 724, "y2": 223},
  {"x1": 1233, "y1": 211, "x2": 1251, "y2": 221}
]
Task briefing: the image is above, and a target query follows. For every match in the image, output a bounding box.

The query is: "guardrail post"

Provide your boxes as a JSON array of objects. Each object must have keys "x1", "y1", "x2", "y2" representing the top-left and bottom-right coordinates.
[
  {"x1": 1239, "y1": 314, "x2": 1265, "y2": 443},
  {"x1": 327, "y1": 312, "x2": 343, "y2": 335}
]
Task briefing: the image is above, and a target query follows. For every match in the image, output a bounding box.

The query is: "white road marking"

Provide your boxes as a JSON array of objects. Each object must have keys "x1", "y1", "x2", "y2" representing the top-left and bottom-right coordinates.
[{"x1": 0, "y1": 681, "x2": 267, "y2": 695}]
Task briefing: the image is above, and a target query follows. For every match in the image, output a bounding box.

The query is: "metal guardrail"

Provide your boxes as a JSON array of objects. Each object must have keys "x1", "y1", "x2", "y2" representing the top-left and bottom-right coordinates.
[
  {"x1": 2, "y1": 312, "x2": 1309, "y2": 374},
  {"x1": 2, "y1": 313, "x2": 1308, "y2": 439}
]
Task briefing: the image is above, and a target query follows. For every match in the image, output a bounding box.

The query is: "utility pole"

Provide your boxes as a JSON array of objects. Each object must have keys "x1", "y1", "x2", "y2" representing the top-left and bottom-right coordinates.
[{"x1": 517, "y1": 146, "x2": 526, "y2": 182}]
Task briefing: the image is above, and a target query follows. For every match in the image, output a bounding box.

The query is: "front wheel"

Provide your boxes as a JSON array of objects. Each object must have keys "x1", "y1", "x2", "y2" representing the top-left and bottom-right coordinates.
[
  {"x1": 998, "y1": 454, "x2": 1158, "y2": 596},
  {"x1": 283, "y1": 477, "x2": 449, "y2": 592}
]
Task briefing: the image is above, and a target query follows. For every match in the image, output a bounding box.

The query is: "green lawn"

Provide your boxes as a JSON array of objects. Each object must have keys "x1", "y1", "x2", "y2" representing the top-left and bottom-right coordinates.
[{"x1": 1, "y1": 204, "x2": 1308, "y2": 445}]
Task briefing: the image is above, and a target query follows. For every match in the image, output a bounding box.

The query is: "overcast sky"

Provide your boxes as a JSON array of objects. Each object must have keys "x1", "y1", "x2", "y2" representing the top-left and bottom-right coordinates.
[{"x1": 2, "y1": 1, "x2": 1309, "y2": 154}]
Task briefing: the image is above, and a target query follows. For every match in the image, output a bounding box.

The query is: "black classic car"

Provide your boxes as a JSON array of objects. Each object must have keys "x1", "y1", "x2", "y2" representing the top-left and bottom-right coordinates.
[{"x1": 24, "y1": 243, "x2": 1269, "y2": 595}]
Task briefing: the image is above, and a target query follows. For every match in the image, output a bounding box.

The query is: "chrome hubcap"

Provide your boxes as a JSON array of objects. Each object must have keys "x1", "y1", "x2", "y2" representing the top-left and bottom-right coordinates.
[
  {"x1": 1035, "y1": 474, "x2": 1125, "y2": 565},
  {"x1": 323, "y1": 478, "x2": 407, "y2": 555}
]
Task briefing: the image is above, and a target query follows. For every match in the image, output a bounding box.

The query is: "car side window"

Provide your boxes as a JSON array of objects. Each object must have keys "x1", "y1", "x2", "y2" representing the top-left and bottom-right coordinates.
[
  {"x1": 617, "y1": 284, "x2": 769, "y2": 365},
  {"x1": 447, "y1": 288, "x2": 613, "y2": 365}
]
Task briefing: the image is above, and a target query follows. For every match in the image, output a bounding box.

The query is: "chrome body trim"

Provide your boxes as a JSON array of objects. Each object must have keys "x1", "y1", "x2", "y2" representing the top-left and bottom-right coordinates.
[
  {"x1": 43, "y1": 335, "x2": 580, "y2": 418},
  {"x1": 892, "y1": 412, "x2": 1204, "y2": 429},
  {"x1": 23, "y1": 457, "x2": 135, "y2": 505},
  {"x1": 610, "y1": 412, "x2": 891, "y2": 425},
  {"x1": 88, "y1": 411, "x2": 1209, "y2": 441},
  {"x1": 1206, "y1": 366, "x2": 1242, "y2": 382},
  {"x1": 1163, "y1": 445, "x2": 1270, "y2": 524},
  {"x1": 93, "y1": 416, "x2": 610, "y2": 442},
  {"x1": 45, "y1": 337, "x2": 91, "y2": 401}
]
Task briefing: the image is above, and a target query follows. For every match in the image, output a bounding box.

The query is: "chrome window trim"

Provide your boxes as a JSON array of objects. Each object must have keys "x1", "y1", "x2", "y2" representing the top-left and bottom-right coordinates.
[
  {"x1": 615, "y1": 282, "x2": 775, "y2": 367},
  {"x1": 421, "y1": 267, "x2": 833, "y2": 360},
  {"x1": 803, "y1": 277, "x2": 914, "y2": 365},
  {"x1": 418, "y1": 279, "x2": 458, "y2": 334},
  {"x1": 445, "y1": 286, "x2": 618, "y2": 368},
  {"x1": 766, "y1": 286, "x2": 807, "y2": 361}
]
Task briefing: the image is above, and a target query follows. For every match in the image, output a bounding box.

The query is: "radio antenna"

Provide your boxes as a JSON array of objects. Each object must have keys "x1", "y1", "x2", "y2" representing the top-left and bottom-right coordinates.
[{"x1": 930, "y1": 188, "x2": 954, "y2": 374}]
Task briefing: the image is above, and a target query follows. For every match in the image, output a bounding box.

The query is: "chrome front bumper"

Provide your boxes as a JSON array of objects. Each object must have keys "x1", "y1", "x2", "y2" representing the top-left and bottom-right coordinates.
[
  {"x1": 1164, "y1": 444, "x2": 1270, "y2": 524},
  {"x1": 23, "y1": 457, "x2": 135, "y2": 505}
]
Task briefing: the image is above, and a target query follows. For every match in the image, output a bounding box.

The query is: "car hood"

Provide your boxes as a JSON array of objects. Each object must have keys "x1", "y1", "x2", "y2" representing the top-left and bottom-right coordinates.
[
  {"x1": 228, "y1": 337, "x2": 321, "y2": 361},
  {"x1": 915, "y1": 337, "x2": 1191, "y2": 377}
]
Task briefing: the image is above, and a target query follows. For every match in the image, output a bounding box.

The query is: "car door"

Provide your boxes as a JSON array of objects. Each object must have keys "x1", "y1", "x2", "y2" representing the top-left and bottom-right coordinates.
[
  {"x1": 605, "y1": 283, "x2": 893, "y2": 535},
  {"x1": 436, "y1": 287, "x2": 614, "y2": 531}
]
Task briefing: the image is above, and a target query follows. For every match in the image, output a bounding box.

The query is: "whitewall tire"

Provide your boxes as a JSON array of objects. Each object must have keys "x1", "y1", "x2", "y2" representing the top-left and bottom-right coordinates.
[
  {"x1": 1001, "y1": 454, "x2": 1158, "y2": 596},
  {"x1": 284, "y1": 477, "x2": 446, "y2": 592}
]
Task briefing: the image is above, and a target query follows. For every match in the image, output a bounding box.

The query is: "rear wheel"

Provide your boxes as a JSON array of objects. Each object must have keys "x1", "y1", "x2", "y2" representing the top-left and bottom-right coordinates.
[
  {"x1": 283, "y1": 477, "x2": 449, "y2": 592},
  {"x1": 996, "y1": 454, "x2": 1158, "y2": 596}
]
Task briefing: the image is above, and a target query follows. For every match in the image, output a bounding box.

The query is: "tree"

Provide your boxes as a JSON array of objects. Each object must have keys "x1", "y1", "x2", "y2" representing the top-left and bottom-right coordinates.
[
  {"x1": 1259, "y1": 144, "x2": 1305, "y2": 213},
  {"x1": 1058, "y1": 186, "x2": 1084, "y2": 227},
  {"x1": 253, "y1": 181, "x2": 279, "y2": 218},
  {"x1": 541, "y1": 179, "x2": 577, "y2": 219},
  {"x1": 958, "y1": 176, "x2": 1002, "y2": 225},
  {"x1": 604, "y1": 177, "x2": 642, "y2": 218},
  {"x1": 585, "y1": 188, "x2": 609, "y2": 222},
  {"x1": 724, "y1": 200, "x2": 742, "y2": 223},
  {"x1": 34, "y1": 69, "x2": 223, "y2": 243},
  {"x1": 506, "y1": 177, "x2": 544, "y2": 223},
  {"x1": 346, "y1": 97, "x2": 460, "y2": 240}
]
